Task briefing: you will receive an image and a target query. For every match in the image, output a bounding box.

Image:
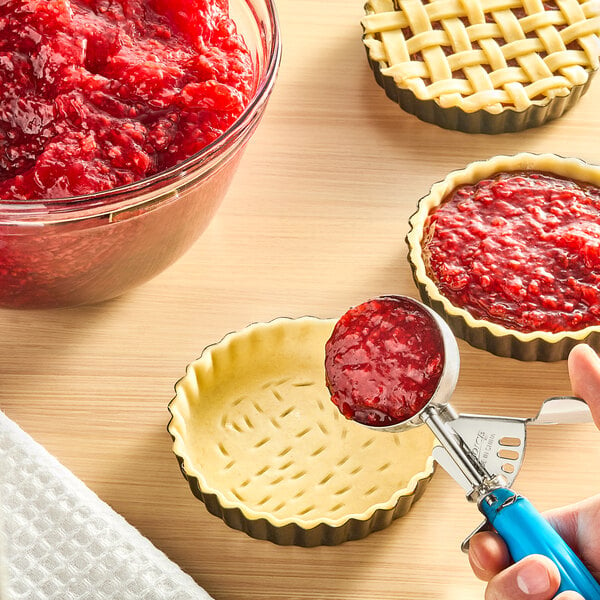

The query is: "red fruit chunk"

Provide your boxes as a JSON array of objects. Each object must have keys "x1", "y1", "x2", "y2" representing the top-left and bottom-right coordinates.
[
  {"x1": 0, "y1": 0, "x2": 254, "y2": 200},
  {"x1": 325, "y1": 296, "x2": 445, "y2": 427},
  {"x1": 424, "y1": 171, "x2": 600, "y2": 334}
]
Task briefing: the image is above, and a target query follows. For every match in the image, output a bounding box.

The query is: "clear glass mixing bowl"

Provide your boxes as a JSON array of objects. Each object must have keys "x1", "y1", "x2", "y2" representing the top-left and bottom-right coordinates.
[{"x1": 0, "y1": 0, "x2": 281, "y2": 309}]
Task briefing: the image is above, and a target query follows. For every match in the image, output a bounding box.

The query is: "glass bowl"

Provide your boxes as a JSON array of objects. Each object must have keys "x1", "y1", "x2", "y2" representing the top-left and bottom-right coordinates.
[{"x1": 0, "y1": 0, "x2": 281, "y2": 309}]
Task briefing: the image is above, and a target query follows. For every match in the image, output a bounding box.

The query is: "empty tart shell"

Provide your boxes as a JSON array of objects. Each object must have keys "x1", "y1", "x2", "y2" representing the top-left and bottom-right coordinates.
[
  {"x1": 407, "y1": 153, "x2": 600, "y2": 361},
  {"x1": 362, "y1": 0, "x2": 600, "y2": 133},
  {"x1": 168, "y1": 316, "x2": 436, "y2": 546}
]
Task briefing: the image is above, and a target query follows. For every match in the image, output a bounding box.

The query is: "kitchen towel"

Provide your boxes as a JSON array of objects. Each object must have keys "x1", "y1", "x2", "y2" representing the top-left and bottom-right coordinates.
[{"x1": 0, "y1": 410, "x2": 213, "y2": 600}]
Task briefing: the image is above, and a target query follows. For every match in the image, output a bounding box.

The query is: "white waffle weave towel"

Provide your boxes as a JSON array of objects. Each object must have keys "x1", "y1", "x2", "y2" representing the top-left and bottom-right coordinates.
[{"x1": 0, "y1": 411, "x2": 213, "y2": 600}]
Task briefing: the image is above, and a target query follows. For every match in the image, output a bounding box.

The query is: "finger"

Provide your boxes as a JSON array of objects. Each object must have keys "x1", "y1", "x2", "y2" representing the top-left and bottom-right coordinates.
[
  {"x1": 544, "y1": 494, "x2": 600, "y2": 577},
  {"x1": 567, "y1": 344, "x2": 600, "y2": 429},
  {"x1": 484, "y1": 555, "x2": 561, "y2": 600},
  {"x1": 469, "y1": 531, "x2": 511, "y2": 581},
  {"x1": 554, "y1": 592, "x2": 585, "y2": 600},
  {"x1": 542, "y1": 503, "x2": 580, "y2": 554}
]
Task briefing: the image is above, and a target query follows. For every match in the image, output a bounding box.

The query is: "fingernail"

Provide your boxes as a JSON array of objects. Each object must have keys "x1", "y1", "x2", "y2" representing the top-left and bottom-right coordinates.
[
  {"x1": 469, "y1": 545, "x2": 484, "y2": 572},
  {"x1": 516, "y1": 560, "x2": 551, "y2": 595}
]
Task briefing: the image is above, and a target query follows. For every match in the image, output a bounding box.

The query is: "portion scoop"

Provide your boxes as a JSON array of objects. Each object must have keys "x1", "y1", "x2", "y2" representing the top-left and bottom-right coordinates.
[
  {"x1": 325, "y1": 295, "x2": 460, "y2": 430},
  {"x1": 324, "y1": 295, "x2": 600, "y2": 599}
]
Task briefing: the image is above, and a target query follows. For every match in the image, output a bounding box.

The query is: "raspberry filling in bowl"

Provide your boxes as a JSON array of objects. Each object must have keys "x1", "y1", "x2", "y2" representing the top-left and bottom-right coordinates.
[
  {"x1": 324, "y1": 296, "x2": 444, "y2": 427},
  {"x1": 0, "y1": 0, "x2": 254, "y2": 199},
  {"x1": 0, "y1": 0, "x2": 280, "y2": 309},
  {"x1": 423, "y1": 171, "x2": 600, "y2": 334}
]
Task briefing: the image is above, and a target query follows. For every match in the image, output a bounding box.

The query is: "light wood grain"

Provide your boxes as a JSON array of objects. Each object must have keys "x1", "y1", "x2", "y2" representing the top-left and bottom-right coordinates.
[{"x1": 2, "y1": 1, "x2": 600, "y2": 598}]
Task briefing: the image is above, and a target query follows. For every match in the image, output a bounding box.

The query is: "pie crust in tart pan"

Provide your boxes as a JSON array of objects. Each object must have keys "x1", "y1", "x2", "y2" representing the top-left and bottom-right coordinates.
[
  {"x1": 406, "y1": 153, "x2": 600, "y2": 361},
  {"x1": 362, "y1": 0, "x2": 600, "y2": 134},
  {"x1": 168, "y1": 317, "x2": 436, "y2": 546}
]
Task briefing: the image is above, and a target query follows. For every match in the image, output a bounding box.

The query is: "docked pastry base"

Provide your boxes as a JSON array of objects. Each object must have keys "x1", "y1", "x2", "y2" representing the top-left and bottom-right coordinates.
[
  {"x1": 406, "y1": 153, "x2": 600, "y2": 361},
  {"x1": 168, "y1": 317, "x2": 436, "y2": 546}
]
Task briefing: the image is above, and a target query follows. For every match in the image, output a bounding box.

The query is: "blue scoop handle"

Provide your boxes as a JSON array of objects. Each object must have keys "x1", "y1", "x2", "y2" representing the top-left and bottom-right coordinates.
[{"x1": 479, "y1": 488, "x2": 600, "y2": 599}]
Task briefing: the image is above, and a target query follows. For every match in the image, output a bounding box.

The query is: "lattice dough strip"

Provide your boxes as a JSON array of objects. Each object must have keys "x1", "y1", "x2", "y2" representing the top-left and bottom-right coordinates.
[
  {"x1": 405, "y1": 30, "x2": 450, "y2": 56},
  {"x1": 380, "y1": 59, "x2": 462, "y2": 87},
  {"x1": 516, "y1": 48, "x2": 556, "y2": 81},
  {"x1": 545, "y1": 48, "x2": 598, "y2": 71},
  {"x1": 382, "y1": 60, "x2": 431, "y2": 79},
  {"x1": 401, "y1": 0, "x2": 434, "y2": 33},
  {"x1": 577, "y1": 32, "x2": 600, "y2": 69},
  {"x1": 369, "y1": 0, "x2": 397, "y2": 12},
  {"x1": 484, "y1": 0, "x2": 535, "y2": 11},
  {"x1": 525, "y1": 73, "x2": 573, "y2": 95},
  {"x1": 422, "y1": 45, "x2": 453, "y2": 81},
  {"x1": 519, "y1": 12, "x2": 565, "y2": 43},
  {"x1": 432, "y1": 0, "x2": 482, "y2": 23},
  {"x1": 558, "y1": 0, "x2": 588, "y2": 24},
  {"x1": 362, "y1": 11, "x2": 408, "y2": 34},
  {"x1": 494, "y1": 6, "x2": 528, "y2": 41},
  {"x1": 455, "y1": 87, "x2": 518, "y2": 110},
  {"x1": 383, "y1": 30, "x2": 413, "y2": 64},
  {"x1": 503, "y1": 80, "x2": 534, "y2": 108},
  {"x1": 446, "y1": 49, "x2": 494, "y2": 70},
  {"x1": 458, "y1": 0, "x2": 486, "y2": 24},
  {"x1": 426, "y1": 77, "x2": 490, "y2": 98},
  {"x1": 522, "y1": 0, "x2": 548, "y2": 15},
  {"x1": 464, "y1": 64, "x2": 498, "y2": 90},
  {"x1": 476, "y1": 36, "x2": 511, "y2": 70},
  {"x1": 556, "y1": 61, "x2": 594, "y2": 85},
  {"x1": 501, "y1": 37, "x2": 544, "y2": 61},
  {"x1": 451, "y1": 88, "x2": 508, "y2": 110},
  {"x1": 443, "y1": 16, "x2": 472, "y2": 50},
  {"x1": 488, "y1": 66, "x2": 529, "y2": 87},
  {"x1": 583, "y1": 0, "x2": 600, "y2": 18},
  {"x1": 362, "y1": 37, "x2": 386, "y2": 64},
  {"x1": 466, "y1": 22, "x2": 509, "y2": 43},
  {"x1": 561, "y1": 16, "x2": 600, "y2": 48}
]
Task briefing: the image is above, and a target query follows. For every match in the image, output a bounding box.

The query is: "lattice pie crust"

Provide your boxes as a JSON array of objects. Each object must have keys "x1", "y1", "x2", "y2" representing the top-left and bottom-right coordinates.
[
  {"x1": 363, "y1": 0, "x2": 600, "y2": 113},
  {"x1": 168, "y1": 317, "x2": 436, "y2": 545}
]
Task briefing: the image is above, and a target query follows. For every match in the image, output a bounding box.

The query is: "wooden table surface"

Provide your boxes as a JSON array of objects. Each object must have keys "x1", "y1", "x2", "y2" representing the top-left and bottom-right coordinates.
[{"x1": 2, "y1": 1, "x2": 600, "y2": 598}]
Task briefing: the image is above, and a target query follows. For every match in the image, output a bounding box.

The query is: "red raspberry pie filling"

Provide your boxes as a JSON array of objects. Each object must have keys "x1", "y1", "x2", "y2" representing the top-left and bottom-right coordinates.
[
  {"x1": 423, "y1": 171, "x2": 600, "y2": 334},
  {"x1": 407, "y1": 153, "x2": 600, "y2": 361},
  {"x1": 0, "y1": 0, "x2": 254, "y2": 200},
  {"x1": 324, "y1": 296, "x2": 444, "y2": 427}
]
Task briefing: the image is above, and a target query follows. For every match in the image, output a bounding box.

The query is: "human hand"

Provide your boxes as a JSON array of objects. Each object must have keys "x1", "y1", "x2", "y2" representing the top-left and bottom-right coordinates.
[{"x1": 468, "y1": 344, "x2": 600, "y2": 600}]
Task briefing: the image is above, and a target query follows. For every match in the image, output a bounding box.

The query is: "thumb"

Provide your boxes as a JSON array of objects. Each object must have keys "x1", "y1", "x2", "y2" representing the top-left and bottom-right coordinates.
[
  {"x1": 567, "y1": 344, "x2": 600, "y2": 430},
  {"x1": 485, "y1": 555, "x2": 561, "y2": 600}
]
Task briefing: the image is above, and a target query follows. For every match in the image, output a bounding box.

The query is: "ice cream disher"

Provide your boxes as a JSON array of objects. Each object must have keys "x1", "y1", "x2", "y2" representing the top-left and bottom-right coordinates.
[{"x1": 325, "y1": 295, "x2": 600, "y2": 598}]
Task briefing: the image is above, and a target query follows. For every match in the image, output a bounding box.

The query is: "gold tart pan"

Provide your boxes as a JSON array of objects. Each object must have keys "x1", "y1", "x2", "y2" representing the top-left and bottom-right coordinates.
[
  {"x1": 406, "y1": 153, "x2": 600, "y2": 362},
  {"x1": 168, "y1": 317, "x2": 436, "y2": 546},
  {"x1": 364, "y1": 49, "x2": 596, "y2": 135}
]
